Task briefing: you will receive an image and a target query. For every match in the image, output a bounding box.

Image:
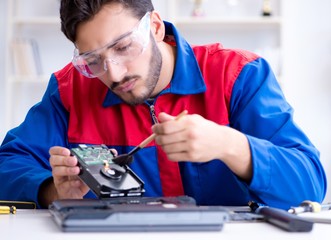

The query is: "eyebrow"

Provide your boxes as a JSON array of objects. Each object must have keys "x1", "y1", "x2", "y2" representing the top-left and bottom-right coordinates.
[{"x1": 79, "y1": 29, "x2": 134, "y2": 56}]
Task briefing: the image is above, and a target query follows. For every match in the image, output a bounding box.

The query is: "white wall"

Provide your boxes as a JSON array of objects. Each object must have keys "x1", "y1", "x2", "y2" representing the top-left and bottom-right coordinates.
[
  {"x1": 0, "y1": 0, "x2": 6, "y2": 140},
  {"x1": 0, "y1": 0, "x2": 330, "y2": 202},
  {"x1": 282, "y1": 0, "x2": 331, "y2": 202}
]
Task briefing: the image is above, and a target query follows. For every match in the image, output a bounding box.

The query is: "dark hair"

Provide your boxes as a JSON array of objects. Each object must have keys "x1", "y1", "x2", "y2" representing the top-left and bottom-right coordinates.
[{"x1": 60, "y1": 0, "x2": 154, "y2": 43}]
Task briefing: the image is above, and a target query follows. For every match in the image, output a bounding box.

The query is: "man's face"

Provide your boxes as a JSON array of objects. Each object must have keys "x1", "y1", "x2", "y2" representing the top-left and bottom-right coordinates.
[{"x1": 75, "y1": 4, "x2": 162, "y2": 105}]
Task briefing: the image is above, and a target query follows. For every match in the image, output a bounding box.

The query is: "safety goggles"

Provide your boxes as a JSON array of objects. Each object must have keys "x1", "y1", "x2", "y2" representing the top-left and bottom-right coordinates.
[{"x1": 72, "y1": 12, "x2": 151, "y2": 78}]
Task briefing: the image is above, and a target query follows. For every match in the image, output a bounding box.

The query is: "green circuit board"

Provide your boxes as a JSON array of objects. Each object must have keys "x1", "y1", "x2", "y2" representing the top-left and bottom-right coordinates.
[{"x1": 71, "y1": 144, "x2": 115, "y2": 165}]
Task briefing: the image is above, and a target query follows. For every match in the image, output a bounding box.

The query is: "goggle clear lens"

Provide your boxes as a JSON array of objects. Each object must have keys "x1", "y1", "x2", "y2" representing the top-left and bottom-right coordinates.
[{"x1": 72, "y1": 12, "x2": 151, "y2": 78}]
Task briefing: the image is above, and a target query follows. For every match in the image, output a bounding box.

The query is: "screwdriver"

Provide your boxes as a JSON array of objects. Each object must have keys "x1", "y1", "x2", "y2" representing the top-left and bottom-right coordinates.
[
  {"x1": 288, "y1": 200, "x2": 331, "y2": 214},
  {"x1": 0, "y1": 205, "x2": 16, "y2": 214},
  {"x1": 248, "y1": 201, "x2": 313, "y2": 232}
]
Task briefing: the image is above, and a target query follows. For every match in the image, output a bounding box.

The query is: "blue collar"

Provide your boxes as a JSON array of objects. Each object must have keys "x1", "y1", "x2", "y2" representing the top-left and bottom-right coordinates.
[{"x1": 103, "y1": 21, "x2": 206, "y2": 107}]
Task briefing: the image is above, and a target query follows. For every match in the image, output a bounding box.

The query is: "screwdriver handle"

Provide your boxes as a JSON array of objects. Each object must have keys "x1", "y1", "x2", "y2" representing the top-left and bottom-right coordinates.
[
  {"x1": 288, "y1": 200, "x2": 322, "y2": 214},
  {"x1": 256, "y1": 206, "x2": 314, "y2": 232}
]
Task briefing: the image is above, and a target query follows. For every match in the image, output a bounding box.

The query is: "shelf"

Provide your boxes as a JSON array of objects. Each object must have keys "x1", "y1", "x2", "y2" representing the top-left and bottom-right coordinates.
[
  {"x1": 171, "y1": 1, "x2": 283, "y2": 82},
  {"x1": 9, "y1": 75, "x2": 50, "y2": 84},
  {"x1": 175, "y1": 16, "x2": 282, "y2": 27},
  {"x1": 13, "y1": 16, "x2": 60, "y2": 25}
]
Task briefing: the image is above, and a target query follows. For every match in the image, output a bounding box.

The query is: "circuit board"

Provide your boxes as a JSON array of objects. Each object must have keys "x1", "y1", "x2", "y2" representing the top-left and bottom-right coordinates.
[{"x1": 71, "y1": 144, "x2": 115, "y2": 166}]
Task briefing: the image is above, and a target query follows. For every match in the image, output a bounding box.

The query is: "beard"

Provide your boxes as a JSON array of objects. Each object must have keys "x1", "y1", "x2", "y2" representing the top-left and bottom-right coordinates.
[{"x1": 113, "y1": 36, "x2": 162, "y2": 106}]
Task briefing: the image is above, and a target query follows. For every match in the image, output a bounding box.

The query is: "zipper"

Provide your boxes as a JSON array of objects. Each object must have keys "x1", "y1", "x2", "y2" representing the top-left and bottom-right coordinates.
[
  {"x1": 149, "y1": 104, "x2": 159, "y2": 124},
  {"x1": 146, "y1": 98, "x2": 159, "y2": 124}
]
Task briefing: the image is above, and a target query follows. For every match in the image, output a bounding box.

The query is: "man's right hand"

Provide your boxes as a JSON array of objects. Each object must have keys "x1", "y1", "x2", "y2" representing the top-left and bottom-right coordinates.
[{"x1": 45, "y1": 146, "x2": 89, "y2": 203}]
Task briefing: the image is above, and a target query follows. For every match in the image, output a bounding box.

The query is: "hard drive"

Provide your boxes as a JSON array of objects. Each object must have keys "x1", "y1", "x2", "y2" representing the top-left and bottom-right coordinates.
[{"x1": 71, "y1": 144, "x2": 144, "y2": 198}]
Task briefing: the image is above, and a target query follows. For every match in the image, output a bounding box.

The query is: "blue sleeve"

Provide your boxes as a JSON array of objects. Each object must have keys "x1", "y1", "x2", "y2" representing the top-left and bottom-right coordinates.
[
  {"x1": 0, "y1": 74, "x2": 69, "y2": 208},
  {"x1": 230, "y1": 58, "x2": 327, "y2": 209}
]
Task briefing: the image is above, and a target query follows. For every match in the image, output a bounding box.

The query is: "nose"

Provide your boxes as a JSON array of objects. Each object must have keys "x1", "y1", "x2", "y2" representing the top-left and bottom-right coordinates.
[{"x1": 103, "y1": 58, "x2": 128, "y2": 83}]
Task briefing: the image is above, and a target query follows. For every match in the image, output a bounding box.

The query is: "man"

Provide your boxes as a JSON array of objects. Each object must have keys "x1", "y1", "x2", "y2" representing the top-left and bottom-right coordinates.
[{"x1": 0, "y1": 0, "x2": 326, "y2": 209}]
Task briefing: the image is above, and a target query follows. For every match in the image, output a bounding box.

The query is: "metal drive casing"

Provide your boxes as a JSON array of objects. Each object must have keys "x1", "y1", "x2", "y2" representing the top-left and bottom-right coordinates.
[{"x1": 71, "y1": 144, "x2": 144, "y2": 198}]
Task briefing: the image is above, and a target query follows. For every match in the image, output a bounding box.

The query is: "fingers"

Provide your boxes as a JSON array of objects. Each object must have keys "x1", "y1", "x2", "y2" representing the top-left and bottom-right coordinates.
[
  {"x1": 153, "y1": 113, "x2": 215, "y2": 162},
  {"x1": 154, "y1": 128, "x2": 187, "y2": 146},
  {"x1": 152, "y1": 113, "x2": 187, "y2": 135},
  {"x1": 48, "y1": 146, "x2": 90, "y2": 200},
  {"x1": 49, "y1": 146, "x2": 77, "y2": 167},
  {"x1": 49, "y1": 146, "x2": 79, "y2": 178},
  {"x1": 157, "y1": 112, "x2": 177, "y2": 123},
  {"x1": 51, "y1": 165, "x2": 80, "y2": 177},
  {"x1": 110, "y1": 148, "x2": 118, "y2": 157},
  {"x1": 49, "y1": 146, "x2": 71, "y2": 156},
  {"x1": 166, "y1": 151, "x2": 189, "y2": 162},
  {"x1": 152, "y1": 112, "x2": 189, "y2": 156}
]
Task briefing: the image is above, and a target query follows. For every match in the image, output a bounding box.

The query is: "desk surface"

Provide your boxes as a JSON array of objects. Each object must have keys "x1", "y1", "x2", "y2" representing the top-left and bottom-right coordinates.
[{"x1": 1, "y1": 210, "x2": 331, "y2": 240}]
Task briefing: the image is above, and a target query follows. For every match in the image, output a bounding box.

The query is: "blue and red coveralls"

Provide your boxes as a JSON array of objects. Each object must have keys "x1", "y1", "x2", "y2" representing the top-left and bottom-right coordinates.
[{"x1": 0, "y1": 22, "x2": 326, "y2": 209}]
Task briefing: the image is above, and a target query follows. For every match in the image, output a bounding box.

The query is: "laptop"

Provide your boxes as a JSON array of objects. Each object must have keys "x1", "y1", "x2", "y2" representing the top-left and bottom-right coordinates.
[{"x1": 49, "y1": 196, "x2": 229, "y2": 232}]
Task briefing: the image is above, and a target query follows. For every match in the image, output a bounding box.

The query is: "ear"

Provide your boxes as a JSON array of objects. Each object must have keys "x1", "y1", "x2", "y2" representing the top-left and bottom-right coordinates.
[{"x1": 150, "y1": 11, "x2": 165, "y2": 43}]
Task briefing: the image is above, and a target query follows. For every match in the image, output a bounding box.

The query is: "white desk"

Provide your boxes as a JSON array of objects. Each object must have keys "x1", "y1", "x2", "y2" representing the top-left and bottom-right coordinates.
[{"x1": 1, "y1": 209, "x2": 330, "y2": 240}]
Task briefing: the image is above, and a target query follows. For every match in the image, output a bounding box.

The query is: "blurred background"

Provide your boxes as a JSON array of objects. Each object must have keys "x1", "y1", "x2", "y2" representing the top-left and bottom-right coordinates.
[{"x1": 0, "y1": 0, "x2": 330, "y2": 202}]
